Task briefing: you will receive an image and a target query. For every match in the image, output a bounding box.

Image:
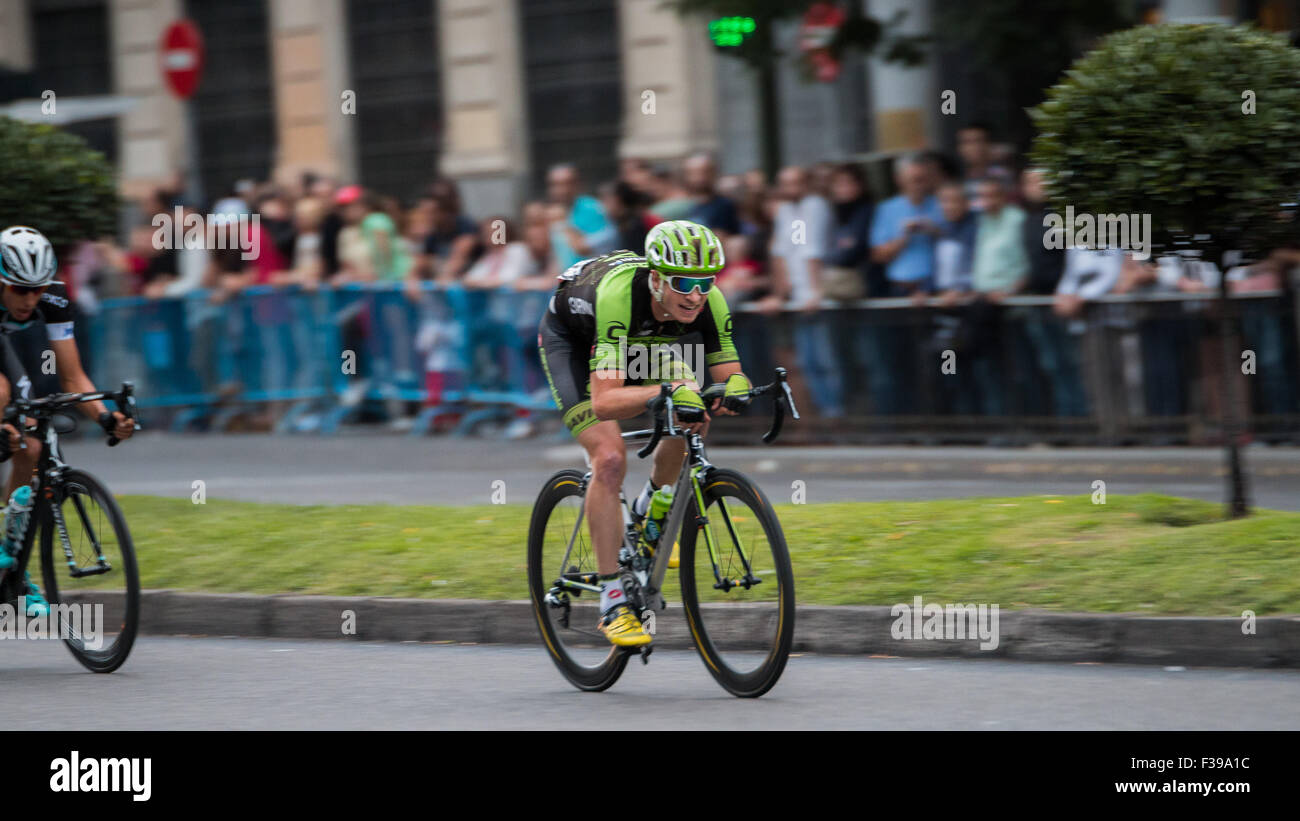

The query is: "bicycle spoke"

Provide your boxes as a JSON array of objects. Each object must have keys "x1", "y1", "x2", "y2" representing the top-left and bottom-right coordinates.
[{"x1": 68, "y1": 491, "x2": 106, "y2": 566}]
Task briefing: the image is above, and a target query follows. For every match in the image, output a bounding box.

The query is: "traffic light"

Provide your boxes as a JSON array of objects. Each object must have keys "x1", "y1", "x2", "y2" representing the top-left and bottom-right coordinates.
[{"x1": 708, "y1": 16, "x2": 756, "y2": 48}]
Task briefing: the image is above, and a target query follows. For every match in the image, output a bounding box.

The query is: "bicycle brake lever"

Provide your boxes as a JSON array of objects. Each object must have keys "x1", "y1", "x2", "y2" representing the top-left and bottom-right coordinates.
[
  {"x1": 636, "y1": 419, "x2": 662, "y2": 459},
  {"x1": 762, "y1": 396, "x2": 785, "y2": 444},
  {"x1": 663, "y1": 395, "x2": 680, "y2": 437},
  {"x1": 780, "y1": 380, "x2": 800, "y2": 420},
  {"x1": 772, "y1": 367, "x2": 799, "y2": 420}
]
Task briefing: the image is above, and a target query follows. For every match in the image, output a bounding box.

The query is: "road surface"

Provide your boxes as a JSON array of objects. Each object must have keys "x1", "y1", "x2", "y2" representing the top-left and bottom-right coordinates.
[{"x1": 3, "y1": 637, "x2": 1296, "y2": 730}]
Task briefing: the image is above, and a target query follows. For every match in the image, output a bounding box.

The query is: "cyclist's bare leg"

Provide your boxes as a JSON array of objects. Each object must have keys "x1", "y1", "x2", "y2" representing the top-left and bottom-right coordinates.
[
  {"x1": 650, "y1": 436, "x2": 686, "y2": 489},
  {"x1": 0, "y1": 380, "x2": 16, "y2": 494},
  {"x1": 5, "y1": 435, "x2": 39, "y2": 501},
  {"x1": 576, "y1": 420, "x2": 626, "y2": 576},
  {"x1": 649, "y1": 411, "x2": 708, "y2": 488}
]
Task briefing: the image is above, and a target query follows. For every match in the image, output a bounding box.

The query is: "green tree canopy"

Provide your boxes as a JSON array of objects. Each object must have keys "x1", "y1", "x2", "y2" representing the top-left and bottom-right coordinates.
[
  {"x1": 0, "y1": 116, "x2": 118, "y2": 253},
  {"x1": 1030, "y1": 24, "x2": 1300, "y2": 257}
]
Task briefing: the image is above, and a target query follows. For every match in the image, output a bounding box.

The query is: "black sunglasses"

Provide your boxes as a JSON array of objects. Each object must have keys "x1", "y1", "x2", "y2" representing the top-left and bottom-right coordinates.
[{"x1": 8, "y1": 284, "x2": 48, "y2": 296}]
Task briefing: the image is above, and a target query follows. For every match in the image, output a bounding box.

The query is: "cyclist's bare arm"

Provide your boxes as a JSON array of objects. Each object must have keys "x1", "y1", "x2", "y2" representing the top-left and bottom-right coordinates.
[
  {"x1": 589, "y1": 369, "x2": 699, "y2": 421},
  {"x1": 50, "y1": 338, "x2": 103, "y2": 419},
  {"x1": 589, "y1": 361, "x2": 748, "y2": 419},
  {"x1": 50, "y1": 338, "x2": 134, "y2": 439},
  {"x1": 0, "y1": 374, "x2": 20, "y2": 452}
]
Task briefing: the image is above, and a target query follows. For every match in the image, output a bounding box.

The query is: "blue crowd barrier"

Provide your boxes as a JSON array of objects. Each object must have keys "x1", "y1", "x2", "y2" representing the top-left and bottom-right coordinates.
[
  {"x1": 86, "y1": 283, "x2": 557, "y2": 434},
  {"x1": 82, "y1": 284, "x2": 1300, "y2": 444}
]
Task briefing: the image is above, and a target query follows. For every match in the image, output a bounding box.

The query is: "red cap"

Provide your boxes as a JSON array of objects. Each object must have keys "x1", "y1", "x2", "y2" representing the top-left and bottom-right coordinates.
[{"x1": 334, "y1": 184, "x2": 362, "y2": 205}]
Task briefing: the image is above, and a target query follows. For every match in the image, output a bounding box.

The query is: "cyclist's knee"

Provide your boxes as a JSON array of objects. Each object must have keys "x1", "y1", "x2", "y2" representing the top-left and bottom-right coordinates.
[{"x1": 589, "y1": 444, "x2": 626, "y2": 486}]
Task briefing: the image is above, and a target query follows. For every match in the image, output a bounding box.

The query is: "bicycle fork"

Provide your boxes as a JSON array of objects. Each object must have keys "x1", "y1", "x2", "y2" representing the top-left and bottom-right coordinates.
[
  {"x1": 49, "y1": 491, "x2": 113, "y2": 578},
  {"x1": 702, "y1": 486, "x2": 762, "y2": 593}
]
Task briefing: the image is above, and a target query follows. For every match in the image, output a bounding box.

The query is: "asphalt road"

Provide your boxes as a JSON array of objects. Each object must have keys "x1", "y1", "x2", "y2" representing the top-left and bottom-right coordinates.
[
  {"x1": 3, "y1": 637, "x2": 1295, "y2": 730},
  {"x1": 46, "y1": 432, "x2": 1300, "y2": 509}
]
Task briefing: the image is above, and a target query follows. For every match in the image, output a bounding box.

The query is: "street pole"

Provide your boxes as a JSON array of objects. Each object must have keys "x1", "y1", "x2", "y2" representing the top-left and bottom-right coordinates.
[
  {"x1": 183, "y1": 99, "x2": 204, "y2": 206},
  {"x1": 753, "y1": 22, "x2": 781, "y2": 184},
  {"x1": 1212, "y1": 242, "x2": 1250, "y2": 517}
]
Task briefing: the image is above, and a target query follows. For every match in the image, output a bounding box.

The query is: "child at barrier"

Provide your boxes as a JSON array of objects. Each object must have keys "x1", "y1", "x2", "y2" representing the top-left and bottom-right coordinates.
[{"x1": 414, "y1": 292, "x2": 467, "y2": 433}]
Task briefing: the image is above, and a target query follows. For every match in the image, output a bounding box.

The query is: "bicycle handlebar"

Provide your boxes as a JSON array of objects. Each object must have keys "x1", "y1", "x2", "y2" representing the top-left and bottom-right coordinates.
[
  {"x1": 633, "y1": 367, "x2": 799, "y2": 458},
  {"x1": 637, "y1": 384, "x2": 676, "y2": 458},
  {"x1": 2, "y1": 381, "x2": 140, "y2": 448}
]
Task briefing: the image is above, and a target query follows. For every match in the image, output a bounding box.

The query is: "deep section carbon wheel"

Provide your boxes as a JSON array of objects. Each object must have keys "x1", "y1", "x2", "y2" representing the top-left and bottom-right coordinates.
[
  {"x1": 527, "y1": 470, "x2": 630, "y2": 691},
  {"x1": 678, "y1": 468, "x2": 794, "y2": 698}
]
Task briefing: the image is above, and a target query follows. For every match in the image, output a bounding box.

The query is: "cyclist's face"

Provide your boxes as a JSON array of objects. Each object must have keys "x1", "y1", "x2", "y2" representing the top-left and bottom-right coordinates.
[
  {"x1": 654, "y1": 270, "x2": 709, "y2": 322},
  {"x1": 1, "y1": 284, "x2": 42, "y2": 320}
]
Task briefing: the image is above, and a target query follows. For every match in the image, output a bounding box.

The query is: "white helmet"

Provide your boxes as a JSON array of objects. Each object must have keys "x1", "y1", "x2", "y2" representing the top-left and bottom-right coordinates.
[{"x1": 0, "y1": 226, "x2": 58, "y2": 287}]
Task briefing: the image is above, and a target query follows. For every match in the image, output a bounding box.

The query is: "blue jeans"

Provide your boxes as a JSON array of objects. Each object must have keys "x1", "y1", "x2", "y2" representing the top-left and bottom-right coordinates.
[
  {"x1": 968, "y1": 347, "x2": 1004, "y2": 416},
  {"x1": 1140, "y1": 318, "x2": 1187, "y2": 416},
  {"x1": 794, "y1": 315, "x2": 845, "y2": 417},
  {"x1": 854, "y1": 320, "x2": 910, "y2": 415},
  {"x1": 1241, "y1": 301, "x2": 1297, "y2": 414},
  {"x1": 1022, "y1": 311, "x2": 1089, "y2": 416}
]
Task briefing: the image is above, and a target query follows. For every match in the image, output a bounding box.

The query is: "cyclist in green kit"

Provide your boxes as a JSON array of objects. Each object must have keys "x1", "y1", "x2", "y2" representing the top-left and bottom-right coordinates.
[{"x1": 537, "y1": 220, "x2": 754, "y2": 647}]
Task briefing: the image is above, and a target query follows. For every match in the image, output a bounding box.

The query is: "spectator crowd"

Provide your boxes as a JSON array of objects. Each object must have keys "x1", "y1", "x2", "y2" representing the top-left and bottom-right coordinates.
[{"x1": 63, "y1": 121, "x2": 1300, "y2": 436}]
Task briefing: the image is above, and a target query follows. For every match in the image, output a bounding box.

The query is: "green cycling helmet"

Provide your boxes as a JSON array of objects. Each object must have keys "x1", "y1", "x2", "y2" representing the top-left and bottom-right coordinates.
[{"x1": 645, "y1": 220, "x2": 725, "y2": 275}]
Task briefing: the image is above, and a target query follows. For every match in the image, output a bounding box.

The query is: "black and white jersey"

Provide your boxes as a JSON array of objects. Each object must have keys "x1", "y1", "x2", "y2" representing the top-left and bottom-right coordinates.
[
  {"x1": 0, "y1": 282, "x2": 77, "y2": 398},
  {"x1": 0, "y1": 282, "x2": 76, "y2": 340}
]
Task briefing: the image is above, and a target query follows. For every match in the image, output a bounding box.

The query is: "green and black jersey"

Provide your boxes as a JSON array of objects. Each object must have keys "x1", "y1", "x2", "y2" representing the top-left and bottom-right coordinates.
[
  {"x1": 550, "y1": 250, "x2": 738, "y2": 373},
  {"x1": 538, "y1": 250, "x2": 739, "y2": 435}
]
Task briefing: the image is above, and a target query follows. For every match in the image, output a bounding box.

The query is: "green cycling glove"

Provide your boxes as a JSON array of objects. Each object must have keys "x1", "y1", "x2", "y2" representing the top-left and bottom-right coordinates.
[
  {"x1": 723, "y1": 373, "x2": 753, "y2": 409},
  {"x1": 670, "y1": 384, "x2": 706, "y2": 422}
]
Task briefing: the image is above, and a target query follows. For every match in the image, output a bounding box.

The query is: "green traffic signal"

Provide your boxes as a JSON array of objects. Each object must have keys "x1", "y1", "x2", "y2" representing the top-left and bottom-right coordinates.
[{"x1": 708, "y1": 16, "x2": 756, "y2": 48}]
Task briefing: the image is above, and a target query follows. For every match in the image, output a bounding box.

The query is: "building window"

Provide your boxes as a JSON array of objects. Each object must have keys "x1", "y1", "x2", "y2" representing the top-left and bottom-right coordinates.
[
  {"x1": 29, "y1": 0, "x2": 116, "y2": 163},
  {"x1": 184, "y1": 0, "x2": 275, "y2": 204},
  {"x1": 520, "y1": 0, "x2": 622, "y2": 197},
  {"x1": 346, "y1": 0, "x2": 442, "y2": 205}
]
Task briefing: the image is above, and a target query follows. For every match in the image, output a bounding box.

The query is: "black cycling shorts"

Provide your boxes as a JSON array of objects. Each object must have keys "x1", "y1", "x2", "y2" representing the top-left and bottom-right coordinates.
[{"x1": 538, "y1": 309, "x2": 598, "y2": 436}]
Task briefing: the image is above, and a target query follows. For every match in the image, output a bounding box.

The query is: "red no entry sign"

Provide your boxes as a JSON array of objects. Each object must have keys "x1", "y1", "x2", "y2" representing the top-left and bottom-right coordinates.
[{"x1": 160, "y1": 20, "x2": 205, "y2": 99}]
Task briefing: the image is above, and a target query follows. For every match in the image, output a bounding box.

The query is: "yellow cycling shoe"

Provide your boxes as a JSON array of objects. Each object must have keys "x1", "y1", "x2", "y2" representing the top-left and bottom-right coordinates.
[{"x1": 599, "y1": 605, "x2": 652, "y2": 647}]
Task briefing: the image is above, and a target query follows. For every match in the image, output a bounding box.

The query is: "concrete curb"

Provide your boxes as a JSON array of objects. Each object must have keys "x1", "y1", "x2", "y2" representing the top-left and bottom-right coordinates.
[{"x1": 105, "y1": 590, "x2": 1300, "y2": 668}]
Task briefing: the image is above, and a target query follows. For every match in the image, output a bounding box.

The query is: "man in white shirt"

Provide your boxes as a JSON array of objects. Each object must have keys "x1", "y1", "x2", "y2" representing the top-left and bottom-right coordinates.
[
  {"x1": 765, "y1": 166, "x2": 843, "y2": 417},
  {"x1": 1054, "y1": 247, "x2": 1126, "y2": 318},
  {"x1": 767, "y1": 167, "x2": 832, "y2": 309}
]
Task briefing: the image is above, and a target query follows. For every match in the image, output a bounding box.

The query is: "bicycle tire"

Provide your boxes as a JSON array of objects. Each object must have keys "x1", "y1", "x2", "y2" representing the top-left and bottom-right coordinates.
[
  {"x1": 38, "y1": 468, "x2": 140, "y2": 673},
  {"x1": 678, "y1": 468, "x2": 794, "y2": 698},
  {"x1": 527, "y1": 469, "x2": 629, "y2": 692}
]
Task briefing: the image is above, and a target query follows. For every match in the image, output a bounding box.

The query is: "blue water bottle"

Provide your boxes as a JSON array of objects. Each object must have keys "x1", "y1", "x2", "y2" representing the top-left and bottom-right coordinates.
[{"x1": 0, "y1": 485, "x2": 33, "y2": 569}]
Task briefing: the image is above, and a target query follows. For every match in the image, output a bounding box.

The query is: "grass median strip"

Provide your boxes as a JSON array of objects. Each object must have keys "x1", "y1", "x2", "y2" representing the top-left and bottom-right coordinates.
[{"x1": 117, "y1": 493, "x2": 1300, "y2": 616}]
